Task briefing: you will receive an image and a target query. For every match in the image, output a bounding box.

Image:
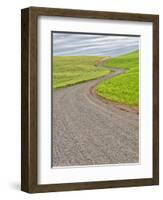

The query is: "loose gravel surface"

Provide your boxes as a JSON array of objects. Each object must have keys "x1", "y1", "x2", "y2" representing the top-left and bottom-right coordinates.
[{"x1": 52, "y1": 67, "x2": 139, "y2": 167}]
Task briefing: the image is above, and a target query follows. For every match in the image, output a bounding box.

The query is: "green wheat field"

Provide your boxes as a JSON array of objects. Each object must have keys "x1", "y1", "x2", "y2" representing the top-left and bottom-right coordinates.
[
  {"x1": 96, "y1": 50, "x2": 139, "y2": 106},
  {"x1": 53, "y1": 50, "x2": 139, "y2": 107}
]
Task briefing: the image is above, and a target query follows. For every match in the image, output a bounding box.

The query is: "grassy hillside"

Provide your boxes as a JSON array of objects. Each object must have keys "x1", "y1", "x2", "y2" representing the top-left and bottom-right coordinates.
[
  {"x1": 96, "y1": 51, "x2": 139, "y2": 107},
  {"x1": 53, "y1": 56, "x2": 110, "y2": 89}
]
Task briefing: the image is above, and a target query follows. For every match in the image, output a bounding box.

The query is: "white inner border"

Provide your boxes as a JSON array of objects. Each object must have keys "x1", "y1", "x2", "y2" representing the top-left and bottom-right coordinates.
[{"x1": 37, "y1": 16, "x2": 153, "y2": 184}]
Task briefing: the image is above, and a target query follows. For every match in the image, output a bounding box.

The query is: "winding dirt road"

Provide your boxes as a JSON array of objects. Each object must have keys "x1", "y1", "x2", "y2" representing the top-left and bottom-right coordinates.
[{"x1": 52, "y1": 66, "x2": 139, "y2": 167}]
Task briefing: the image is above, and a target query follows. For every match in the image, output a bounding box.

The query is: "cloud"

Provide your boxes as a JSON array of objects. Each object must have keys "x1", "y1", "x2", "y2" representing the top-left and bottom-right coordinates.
[{"x1": 52, "y1": 32, "x2": 139, "y2": 57}]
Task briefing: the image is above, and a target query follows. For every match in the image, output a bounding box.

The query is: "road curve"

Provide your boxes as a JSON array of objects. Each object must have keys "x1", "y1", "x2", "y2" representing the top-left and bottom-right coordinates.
[{"x1": 52, "y1": 67, "x2": 139, "y2": 167}]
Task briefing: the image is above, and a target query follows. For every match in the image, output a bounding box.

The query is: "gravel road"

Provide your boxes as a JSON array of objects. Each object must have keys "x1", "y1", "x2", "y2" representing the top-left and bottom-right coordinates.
[{"x1": 52, "y1": 67, "x2": 139, "y2": 167}]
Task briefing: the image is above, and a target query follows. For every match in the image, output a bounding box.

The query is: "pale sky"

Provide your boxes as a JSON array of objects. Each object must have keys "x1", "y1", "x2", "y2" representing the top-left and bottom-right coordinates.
[{"x1": 52, "y1": 32, "x2": 139, "y2": 57}]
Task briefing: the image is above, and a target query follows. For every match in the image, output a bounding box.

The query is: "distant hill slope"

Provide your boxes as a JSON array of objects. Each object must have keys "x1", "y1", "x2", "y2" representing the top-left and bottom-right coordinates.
[
  {"x1": 53, "y1": 56, "x2": 110, "y2": 89},
  {"x1": 96, "y1": 51, "x2": 139, "y2": 107}
]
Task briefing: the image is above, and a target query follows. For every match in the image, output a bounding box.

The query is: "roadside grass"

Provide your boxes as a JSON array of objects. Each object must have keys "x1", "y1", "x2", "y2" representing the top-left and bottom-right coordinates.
[
  {"x1": 96, "y1": 50, "x2": 139, "y2": 107},
  {"x1": 53, "y1": 56, "x2": 110, "y2": 89}
]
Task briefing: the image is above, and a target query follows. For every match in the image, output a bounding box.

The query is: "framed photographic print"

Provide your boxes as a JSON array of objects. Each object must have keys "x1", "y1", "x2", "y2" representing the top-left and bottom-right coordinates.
[{"x1": 21, "y1": 7, "x2": 159, "y2": 193}]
